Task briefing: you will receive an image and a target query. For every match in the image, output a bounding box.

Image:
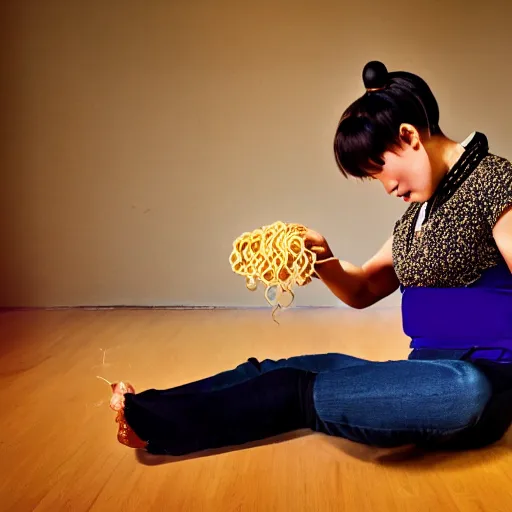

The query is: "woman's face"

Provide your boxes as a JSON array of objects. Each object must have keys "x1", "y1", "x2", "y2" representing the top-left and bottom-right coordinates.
[{"x1": 371, "y1": 126, "x2": 436, "y2": 204}]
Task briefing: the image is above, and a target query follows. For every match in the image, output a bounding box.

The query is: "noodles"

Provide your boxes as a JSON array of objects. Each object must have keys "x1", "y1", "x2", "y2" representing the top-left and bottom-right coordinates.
[{"x1": 229, "y1": 221, "x2": 317, "y2": 321}]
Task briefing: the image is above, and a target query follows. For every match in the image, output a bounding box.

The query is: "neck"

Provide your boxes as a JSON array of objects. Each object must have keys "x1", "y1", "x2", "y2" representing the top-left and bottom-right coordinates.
[{"x1": 424, "y1": 135, "x2": 465, "y2": 183}]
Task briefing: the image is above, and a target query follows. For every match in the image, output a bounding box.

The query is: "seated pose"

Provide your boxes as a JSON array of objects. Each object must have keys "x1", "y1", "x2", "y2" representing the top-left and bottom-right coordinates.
[{"x1": 109, "y1": 61, "x2": 512, "y2": 456}]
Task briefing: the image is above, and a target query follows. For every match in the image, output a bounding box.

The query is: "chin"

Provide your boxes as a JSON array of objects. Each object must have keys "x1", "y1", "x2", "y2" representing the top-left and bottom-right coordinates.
[{"x1": 411, "y1": 191, "x2": 431, "y2": 203}]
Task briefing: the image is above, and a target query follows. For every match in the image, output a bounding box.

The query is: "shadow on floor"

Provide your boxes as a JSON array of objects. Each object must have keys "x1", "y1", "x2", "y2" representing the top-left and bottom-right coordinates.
[
  {"x1": 320, "y1": 431, "x2": 512, "y2": 470},
  {"x1": 134, "y1": 429, "x2": 314, "y2": 465},
  {"x1": 133, "y1": 428, "x2": 512, "y2": 469}
]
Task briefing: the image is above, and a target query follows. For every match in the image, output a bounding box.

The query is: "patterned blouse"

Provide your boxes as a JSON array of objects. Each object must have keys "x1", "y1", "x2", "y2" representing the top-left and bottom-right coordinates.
[{"x1": 392, "y1": 132, "x2": 512, "y2": 288}]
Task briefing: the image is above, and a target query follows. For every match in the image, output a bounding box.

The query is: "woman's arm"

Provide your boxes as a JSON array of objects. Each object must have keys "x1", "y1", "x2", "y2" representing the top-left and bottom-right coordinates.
[
  {"x1": 313, "y1": 235, "x2": 400, "y2": 309},
  {"x1": 493, "y1": 206, "x2": 512, "y2": 272}
]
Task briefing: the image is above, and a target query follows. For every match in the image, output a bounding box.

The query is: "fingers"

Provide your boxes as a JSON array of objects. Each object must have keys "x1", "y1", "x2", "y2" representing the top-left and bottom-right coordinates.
[{"x1": 303, "y1": 229, "x2": 322, "y2": 248}]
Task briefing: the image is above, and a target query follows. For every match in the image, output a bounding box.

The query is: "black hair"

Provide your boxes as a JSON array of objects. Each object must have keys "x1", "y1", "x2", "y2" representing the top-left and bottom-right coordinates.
[{"x1": 334, "y1": 61, "x2": 442, "y2": 179}]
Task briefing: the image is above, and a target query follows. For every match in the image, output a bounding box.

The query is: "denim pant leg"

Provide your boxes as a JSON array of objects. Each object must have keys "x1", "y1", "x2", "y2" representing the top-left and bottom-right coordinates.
[
  {"x1": 312, "y1": 359, "x2": 493, "y2": 447},
  {"x1": 124, "y1": 366, "x2": 318, "y2": 455},
  {"x1": 157, "y1": 352, "x2": 369, "y2": 395},
  {"x1": 123, "y1": 355, "x2": 493, "y2": 455},
  {"x1": 124, "y1": 353, "x2": 370, "y2": 455},
  {"x1": 258, "y1": 353, "x2": 369, "y2": 373}
]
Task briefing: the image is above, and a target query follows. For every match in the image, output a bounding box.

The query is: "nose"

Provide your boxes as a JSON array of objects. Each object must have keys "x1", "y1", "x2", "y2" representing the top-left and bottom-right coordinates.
[{"x1": 387, "y1": 184, "x2": 399, "y2": 196}]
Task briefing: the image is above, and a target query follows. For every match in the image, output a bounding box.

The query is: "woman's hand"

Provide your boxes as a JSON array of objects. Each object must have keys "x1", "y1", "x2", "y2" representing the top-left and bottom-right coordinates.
[{"x1": 303, "y1": 228, "x2": 334, "y2": 262}]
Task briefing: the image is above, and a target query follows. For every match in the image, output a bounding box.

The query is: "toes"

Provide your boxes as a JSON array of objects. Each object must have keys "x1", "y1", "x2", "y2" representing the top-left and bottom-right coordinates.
[
  {"x1": 111, "y1": 381, "x2": 135, "y2": 396},
  {"x1": 109, "y1": 381, "x2": 135, "y2": 412}
]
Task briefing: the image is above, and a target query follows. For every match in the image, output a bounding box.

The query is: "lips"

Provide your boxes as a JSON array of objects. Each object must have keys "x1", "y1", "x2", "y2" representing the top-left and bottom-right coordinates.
[{"x1": 399, "y1": 191, "x2": 411, "y2": 202}]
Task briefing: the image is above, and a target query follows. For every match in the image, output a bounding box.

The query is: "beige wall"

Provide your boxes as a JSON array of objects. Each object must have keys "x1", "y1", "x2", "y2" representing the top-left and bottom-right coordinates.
[{"x1": 1, "y1": 0, "x2": 511, "y2": 308}]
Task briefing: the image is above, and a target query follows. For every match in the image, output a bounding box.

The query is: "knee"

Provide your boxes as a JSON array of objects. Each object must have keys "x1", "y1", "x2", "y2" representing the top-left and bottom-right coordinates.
[
  {"x1": 443, "y1": 362, "x2": 493, "y2": 429},
  {"x1": 246, "y1": 357, "x2": 262, "y2": 371}
]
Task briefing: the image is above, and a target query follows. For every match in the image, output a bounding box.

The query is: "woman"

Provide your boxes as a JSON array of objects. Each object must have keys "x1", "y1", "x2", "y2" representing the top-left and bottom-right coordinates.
[{"x1": 110, "y1": 61, "x2": 512, "y2": 455}]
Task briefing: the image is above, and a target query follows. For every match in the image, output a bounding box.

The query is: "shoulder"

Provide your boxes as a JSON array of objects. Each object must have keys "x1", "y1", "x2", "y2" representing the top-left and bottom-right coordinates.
[
  {"x1": 469, "y1": 153, "x2": 512, "y2": 228},
  {"x1": 472, "y1": 153, "x2": 512, "y2": 185}
]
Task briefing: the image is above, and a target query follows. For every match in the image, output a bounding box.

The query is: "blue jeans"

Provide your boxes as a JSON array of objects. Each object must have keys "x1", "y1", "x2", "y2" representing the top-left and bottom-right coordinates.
[{"x1": 123, "y1": 351, "x2": 507, "y2": 456}]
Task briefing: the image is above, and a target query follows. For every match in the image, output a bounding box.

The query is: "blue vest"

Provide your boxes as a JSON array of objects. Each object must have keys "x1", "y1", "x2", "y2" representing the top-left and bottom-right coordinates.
[{"x1": 401, "y1": 263, "x2": 512, "y2": 361}]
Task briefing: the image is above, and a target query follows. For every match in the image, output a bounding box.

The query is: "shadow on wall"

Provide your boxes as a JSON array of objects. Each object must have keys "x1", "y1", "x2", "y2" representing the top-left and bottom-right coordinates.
[{"x1": 0, "y1": 5, "x2": 31, "y2": 308}]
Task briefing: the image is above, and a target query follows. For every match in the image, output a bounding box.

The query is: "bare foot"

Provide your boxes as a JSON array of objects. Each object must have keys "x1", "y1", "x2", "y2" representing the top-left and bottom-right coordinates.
[
  {"x1": 109, "y1": 381, "x2": 147, "y2": 449},
  {"x1": 115, "y1": 410, "x2": 148, "y2": 449}
]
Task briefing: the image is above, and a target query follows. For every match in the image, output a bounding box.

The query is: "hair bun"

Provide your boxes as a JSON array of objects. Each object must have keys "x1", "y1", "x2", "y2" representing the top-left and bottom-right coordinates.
[{"x1": 363, "y1": 61, "x2": 388, "y2": 91}]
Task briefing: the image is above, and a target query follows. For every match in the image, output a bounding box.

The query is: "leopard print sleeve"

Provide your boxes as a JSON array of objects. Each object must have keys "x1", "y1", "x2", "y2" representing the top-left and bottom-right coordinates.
[{"x1": 474, "y1": 155, "x2": 512, "y2": 228}]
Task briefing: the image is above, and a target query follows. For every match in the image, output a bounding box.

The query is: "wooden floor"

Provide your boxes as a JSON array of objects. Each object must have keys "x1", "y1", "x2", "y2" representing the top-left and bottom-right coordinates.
[{"x1": 0, "y1": 308, "x2": 511, "y2": 511}]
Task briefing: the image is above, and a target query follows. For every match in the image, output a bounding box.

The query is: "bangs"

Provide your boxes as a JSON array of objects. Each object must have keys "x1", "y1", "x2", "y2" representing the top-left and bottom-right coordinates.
[{"x1": 334, "y1": 113, "x2": 399, "y2": 179}]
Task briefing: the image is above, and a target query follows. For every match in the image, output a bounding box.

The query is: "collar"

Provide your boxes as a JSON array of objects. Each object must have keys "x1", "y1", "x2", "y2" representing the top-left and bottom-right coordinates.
[
  {"x1": 407, "y1": 132, "x2": 489, "y2": 250},
  {"x1": 427, "y1": 131, "x2": 489, "y2": 215}
]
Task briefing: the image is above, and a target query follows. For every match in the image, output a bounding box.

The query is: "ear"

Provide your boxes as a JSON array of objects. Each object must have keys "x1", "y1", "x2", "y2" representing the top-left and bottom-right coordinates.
[{"x1": 399, "y1": 123, "x2": 421, "y2": 150}]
